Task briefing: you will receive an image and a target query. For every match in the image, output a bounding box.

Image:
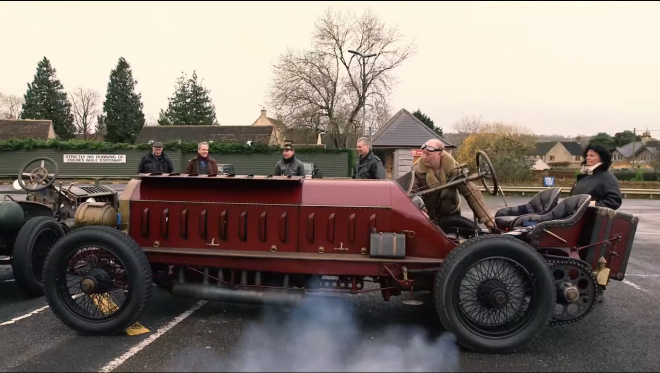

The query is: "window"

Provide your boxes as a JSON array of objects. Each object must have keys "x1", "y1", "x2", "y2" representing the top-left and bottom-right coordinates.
[
  {"x1": 575, "y1": 156, "x2": 581, "y2": 161},
  {"x1": 549, "y1": 155, "x2": 555, "y2": 161}
]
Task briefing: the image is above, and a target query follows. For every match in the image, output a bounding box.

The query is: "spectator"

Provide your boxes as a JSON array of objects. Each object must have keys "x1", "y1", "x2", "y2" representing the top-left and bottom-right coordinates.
[
  {"x1": 570, "y1": 143, "x2": 622, "y2": 210},
  {"x1": 184, "y1": 142, "x2": 218, "y2": 175},
  {"x1": 352, "y1": 137, "x2": 385, "y2": 179},
  {"x1": 137, "y1": 141, "x2": 174, "y2": 174},
  {"x1": 274, "y1": 143, "x2": 305, "y2": 176}
]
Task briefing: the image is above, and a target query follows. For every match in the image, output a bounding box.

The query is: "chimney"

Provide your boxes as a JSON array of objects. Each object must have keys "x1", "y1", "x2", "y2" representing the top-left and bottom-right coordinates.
[
  {"x1": 261, "y1": 109, "x2": 267, "y2": 118},
  {"x1": 641, "y1": 130, "x2": 651, "y2": 145}
]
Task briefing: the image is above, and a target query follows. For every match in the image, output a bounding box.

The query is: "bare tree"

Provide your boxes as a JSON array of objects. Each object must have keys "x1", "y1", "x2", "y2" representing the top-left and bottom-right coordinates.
[
  {"x1": 452, "y1": 115, "x2": 485, "y2": 145},
  {"x1": 269, "y1": 49, "x2": 342, "y2": 141},
  {"x1": 268, "y1": 7, "x2": 415, "y2": 148},
  {"x1": 145, "y1": 113, "x2": 158, "y2": 126},
  {"x1": 71, "y1": 88, "x2": 101, "y2": 140},
  {"x1": 0, "y1": 92, "x2": 24, "y2": 119}
]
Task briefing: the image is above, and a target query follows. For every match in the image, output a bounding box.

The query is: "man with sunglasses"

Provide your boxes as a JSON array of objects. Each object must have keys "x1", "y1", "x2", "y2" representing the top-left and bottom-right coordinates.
[{"x1": 411, "y1": 139, "x2": 496, "y2": 231}]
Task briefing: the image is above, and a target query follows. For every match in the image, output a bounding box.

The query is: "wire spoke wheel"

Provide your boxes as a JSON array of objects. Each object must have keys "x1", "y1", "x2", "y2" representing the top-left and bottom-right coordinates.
[
  {"x1": 456, "y1": 257, "x2": 534, "y2": 337},
  {"x1": 435, "y1": 235, "x2": 555, "y2": 354},
  {"x1": 43, "y1": 226, "x2": 152, "y2": 335},
  {"x1": 31, "y1": 227, "x2": 60, "y2": 283},
  {"x1": 56, "y1": 246, "x2": 131, "y2": 321},
  {"x1": 12, "y1": 216, "x2": 66, "y2": 297}
]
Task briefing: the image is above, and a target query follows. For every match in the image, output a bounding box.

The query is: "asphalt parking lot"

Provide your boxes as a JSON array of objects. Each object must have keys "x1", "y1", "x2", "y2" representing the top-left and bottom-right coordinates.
[{"x1": 0, "y1": 187, "x2": 659, "y2": 372}]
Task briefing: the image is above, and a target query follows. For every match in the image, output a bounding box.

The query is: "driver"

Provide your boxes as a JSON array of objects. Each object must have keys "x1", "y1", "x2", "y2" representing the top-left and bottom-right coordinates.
[{"x1": 411, "y1": 139, "x2": 496, "y2": 231}]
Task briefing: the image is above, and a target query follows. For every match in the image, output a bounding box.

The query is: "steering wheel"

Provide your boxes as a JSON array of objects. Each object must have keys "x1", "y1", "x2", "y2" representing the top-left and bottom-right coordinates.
[
  {"x1": 476, "y1": 150, "x2": 498, "y2": 196},
  {"x1": 17, "y1": 157, "x2": 60, "y2": 192}
]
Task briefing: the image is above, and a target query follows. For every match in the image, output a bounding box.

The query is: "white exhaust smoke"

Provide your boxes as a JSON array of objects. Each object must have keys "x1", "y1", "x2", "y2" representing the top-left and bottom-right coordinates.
[{"x1": 164, "y1": 294, "x2": 460, "y2": 372}]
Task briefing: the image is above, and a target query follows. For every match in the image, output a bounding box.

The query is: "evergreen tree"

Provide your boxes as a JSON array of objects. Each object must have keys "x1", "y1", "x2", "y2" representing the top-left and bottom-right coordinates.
[
  {"x1": 96, "y1": 114, "x2": 106, "y2": 138},
  {"x1": 589, "y1": 132, "x2": 615, "y2": 149},
  {"x1": 158, "y1": 71, "x2": 218, "y2": 125},
  {"x1": 103, "y1": 57, "x2": 145, "y2": 143},
  {"x1": 412, "y1": 109, "x2": 443, "y2": 136},
  {"x1": 21, "y1": 57, "x2": 75, "y2": 140}
]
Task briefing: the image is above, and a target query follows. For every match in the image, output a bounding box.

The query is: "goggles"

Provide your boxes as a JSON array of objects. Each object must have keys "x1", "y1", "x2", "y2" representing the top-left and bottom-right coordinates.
[{"x1": 421, "y1": 144, "x2": 443, "y2": 152}]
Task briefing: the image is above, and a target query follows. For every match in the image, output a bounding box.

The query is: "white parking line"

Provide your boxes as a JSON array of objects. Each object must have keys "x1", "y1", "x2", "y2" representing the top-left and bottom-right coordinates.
[
  {"x1": 0, "y1": 305, "x2": 49, "y2": 326},
  {"x1": 622, "y1": 279, "x2": 643, "y2": 290},
  {"x1": 98, "y1": 300, "x2": 207, "y2": 373},
  {"x1": 0, "y1": 294, "x2": 86, "y2": 327}
]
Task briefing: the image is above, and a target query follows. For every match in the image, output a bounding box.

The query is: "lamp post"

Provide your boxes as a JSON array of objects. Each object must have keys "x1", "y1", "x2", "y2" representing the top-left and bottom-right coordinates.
[{"x1": 348, "y1": 49, "x2": 377, "y2": 140}]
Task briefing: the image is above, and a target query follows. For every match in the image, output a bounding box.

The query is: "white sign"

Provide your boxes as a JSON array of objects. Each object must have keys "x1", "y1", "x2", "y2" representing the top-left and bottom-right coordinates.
[{"x1": 63, "y1": 154, "x2": 127, "y2": 163}]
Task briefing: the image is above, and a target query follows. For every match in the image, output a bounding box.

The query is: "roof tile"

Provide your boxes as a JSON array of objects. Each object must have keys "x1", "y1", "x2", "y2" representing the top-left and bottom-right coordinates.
[
  {"x1": 0, "y1": 119, "x2": 53, "y2": 140},
  {"x1": 134, "y1": 125, "x2": 274, "y2": 145},
  {"x1": 371, "y1": 109, "x2": 455, "y2": 148}
]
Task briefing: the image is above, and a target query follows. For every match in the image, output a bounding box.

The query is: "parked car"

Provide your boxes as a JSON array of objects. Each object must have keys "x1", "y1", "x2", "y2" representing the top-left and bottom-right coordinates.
[
  {"x1": 217, "y1": 164, "x2": 236, "y2": 176},
  {"x1": 302, "y1": 162, "x2": 322, "y2": 178},
  {"x1": 0, "y1": 157, "x2": 118, "y2": 296}
]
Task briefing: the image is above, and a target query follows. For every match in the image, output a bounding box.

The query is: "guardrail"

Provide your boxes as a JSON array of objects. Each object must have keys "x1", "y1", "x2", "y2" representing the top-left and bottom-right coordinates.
[{"x1": 477, "y1": 186, "x2": 660, "y2": 198}]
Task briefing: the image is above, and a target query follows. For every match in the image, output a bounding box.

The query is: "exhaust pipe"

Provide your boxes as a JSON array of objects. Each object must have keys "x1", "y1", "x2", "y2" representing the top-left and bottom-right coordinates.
[{"x1": 170, "y1": 283, "x2": 306, "y2": 306}]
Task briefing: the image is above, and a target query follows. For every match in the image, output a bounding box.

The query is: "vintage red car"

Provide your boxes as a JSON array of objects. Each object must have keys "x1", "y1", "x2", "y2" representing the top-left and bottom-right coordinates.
[{"x1": 41, "y1": 151, "x2": 638, "y2": 354}]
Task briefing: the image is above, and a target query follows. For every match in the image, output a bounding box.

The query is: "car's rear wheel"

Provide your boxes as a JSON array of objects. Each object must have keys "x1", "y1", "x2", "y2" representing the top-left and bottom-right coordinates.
[
  {"x1": 12, "y1": 216, "x2": 65, "y2": 296},
  {"x1": 434, "y1": 235, "x2": 555, "y2": 354},
  {"x1": 42, "y1": 226, "x2": 152, "y2": 335}
]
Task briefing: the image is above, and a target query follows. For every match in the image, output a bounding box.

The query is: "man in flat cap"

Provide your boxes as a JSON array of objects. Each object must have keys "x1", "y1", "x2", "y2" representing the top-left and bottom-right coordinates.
[
  {"x1": 274, "y1": 143, "x2": 305, "y2": 176},
  {"x1": 138, "y1": 141, "x2": 174, "y2": 174}
]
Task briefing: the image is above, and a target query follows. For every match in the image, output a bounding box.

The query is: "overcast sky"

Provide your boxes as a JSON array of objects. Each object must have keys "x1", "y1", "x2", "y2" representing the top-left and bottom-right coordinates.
[{"x1": 1, "y1": 1, "x2": 659, "y2": 137}]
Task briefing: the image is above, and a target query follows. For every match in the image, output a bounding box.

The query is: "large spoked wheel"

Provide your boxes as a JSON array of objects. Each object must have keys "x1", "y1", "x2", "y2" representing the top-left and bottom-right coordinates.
[
  {"x1": 18, "y1": 157, "x2": 59, "y2": 192},
  {"x1": 476, "y1": 151, "x2": 498, "y2": 196},
  {"x1": 42, "y1": 226, "x2": 152, "y2": 335},
  {"x1": 12, "y1": 217, "x2": 66, "y2": 296},
  {"x1": 434, "y1": 235, "x2": 555, "y2": 354}
]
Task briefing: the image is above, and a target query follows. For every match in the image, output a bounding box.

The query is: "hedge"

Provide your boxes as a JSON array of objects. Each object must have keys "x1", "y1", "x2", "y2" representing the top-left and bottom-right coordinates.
[
  {"x1": 614, "y1": 172, "x2": 660, "y2": 182},
  {"x1": 0, "y1": 138, "x2": 351, "y2": 154}
]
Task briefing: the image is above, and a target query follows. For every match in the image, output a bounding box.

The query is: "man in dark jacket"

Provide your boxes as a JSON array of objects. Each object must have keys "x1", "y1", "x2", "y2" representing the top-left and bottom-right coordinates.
[
  {"x1": 138, "y1": 141, "x2": 174, "y2": 174},
  {"x1": 184, "y1": 141, "x2": 219, "y2": 175},
  {"x1": 274, "y1": 143, "x2": 305, "y2": 176},
  {"x1": 353, "y1": 137, "x2": 385, "y2": 179}
]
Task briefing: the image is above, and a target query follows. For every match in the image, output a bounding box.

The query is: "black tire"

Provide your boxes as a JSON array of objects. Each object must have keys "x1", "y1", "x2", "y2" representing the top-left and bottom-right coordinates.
[
  {"x1": 436, "y1": 215, "x2": 480, "y2": 240},
  {"x1": 12, "y1": 216, "x2": 65, "y2": 296},
  {"x1": 434, "y1": 234, "x2": 555, "y2": 354},
  {"x1": 42, "y1": 226, "x2": 153, "y2": 335}
]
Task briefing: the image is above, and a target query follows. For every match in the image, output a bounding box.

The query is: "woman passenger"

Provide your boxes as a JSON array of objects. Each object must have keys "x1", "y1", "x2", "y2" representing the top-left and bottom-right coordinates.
[{"x1": 570, "y1": 143, "x2": 622, "y2": 210}]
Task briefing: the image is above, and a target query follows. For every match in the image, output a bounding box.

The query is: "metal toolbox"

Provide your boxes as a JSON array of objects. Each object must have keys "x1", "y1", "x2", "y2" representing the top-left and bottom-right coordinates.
[{"x1": 370, "y1": 231, "x2": 406, "y2": 259}]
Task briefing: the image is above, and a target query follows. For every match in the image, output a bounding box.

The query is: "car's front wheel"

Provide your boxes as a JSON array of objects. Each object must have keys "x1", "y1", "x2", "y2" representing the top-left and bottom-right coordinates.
[{"x1": 42, "y1": 226, "x2": 152, "y2": 335}]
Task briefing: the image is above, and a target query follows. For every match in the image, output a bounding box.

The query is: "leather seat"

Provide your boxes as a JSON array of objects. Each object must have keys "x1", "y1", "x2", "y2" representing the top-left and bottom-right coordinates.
[
  {"x1": 494, "y1": 187, "x2": 562, "y2": 230},
  {"x1": 510, "y1": 194, "x2": 592, "y2": 247}
]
